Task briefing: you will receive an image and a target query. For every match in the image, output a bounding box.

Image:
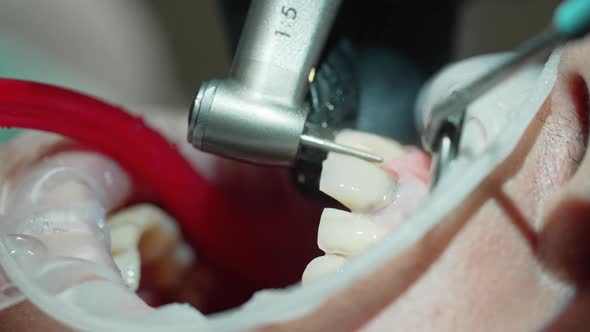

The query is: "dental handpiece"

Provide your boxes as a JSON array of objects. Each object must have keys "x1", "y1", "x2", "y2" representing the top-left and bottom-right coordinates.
[{"x1": 187, "y1": 0, "x2": 381, "y2": 167}]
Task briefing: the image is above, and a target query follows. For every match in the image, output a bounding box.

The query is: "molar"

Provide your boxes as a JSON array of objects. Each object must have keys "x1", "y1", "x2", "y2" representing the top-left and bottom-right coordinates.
[
  {"x1": 108, "y1": 204, "x2": 188, "y2": 292},
  {"x1": 318, "y1": 208, "x2": 386, "y2": 256}
]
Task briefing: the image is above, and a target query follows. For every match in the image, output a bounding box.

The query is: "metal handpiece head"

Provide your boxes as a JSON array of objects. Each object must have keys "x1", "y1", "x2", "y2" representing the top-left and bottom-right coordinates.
[
  {"x1": 187, "y1": 0, "x2": 346, "y2": 167},
  {"x1": 187, "y1": 81, "x2": 383, "y2": 167},
  {"x1": 186, "y1": 0, "x2": 382, "y2": 170},
  {"x1": 187, "y1": 79, "x2": 307, "y2": 166}
]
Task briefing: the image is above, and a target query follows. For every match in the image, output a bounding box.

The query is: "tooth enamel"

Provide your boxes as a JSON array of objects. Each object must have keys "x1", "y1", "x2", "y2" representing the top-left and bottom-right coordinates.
[
  {"x1": 302, "y1": 254, "x2": 347, "y2": 285},
  {"x1": 318, "y1": 208, "x2": 386, "y2": 256},
  {"x1": 335, "y1": 129, "x2": 405, "y2": 162},
  {"x1": 107, "y1": 204, "x2": 197, "y2": 294},
  {"x1": 309, "y1": 130, "x2": 399, "y2": 285},
  {"x1": 109, "y1": 223, "x2": 141, "y2": 254},
  {"x1": 109, "y1": 222, "x2": 141, "y2": 290},
  {"x1": 108, "y1": 204, "x2": 179, "y2": 265},
  {"x1": 320, "y1": 153, "x2": 396, "y2": 211},
  {"x1": 112, "y1": 249, "x2": 141, "y2": 291}
]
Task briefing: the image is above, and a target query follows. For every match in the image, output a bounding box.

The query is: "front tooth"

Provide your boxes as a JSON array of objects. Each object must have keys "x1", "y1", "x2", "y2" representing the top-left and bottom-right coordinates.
[
  {"x1": 334, "y1": 129, "x2": 405, "y2": 162},
  {"x1": 318, "y1": 208, "x2": 386, "y2": 256},
  {"x1": 302, "y1": 254, "x2": 347, "y2": 285},
  {"x1": 320, "y1": 153, "x2": 397, "y2": 211}
]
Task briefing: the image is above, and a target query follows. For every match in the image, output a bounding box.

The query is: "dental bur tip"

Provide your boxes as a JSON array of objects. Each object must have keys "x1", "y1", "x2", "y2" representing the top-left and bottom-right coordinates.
[{"x1": 300, "y1": 134, "x2": 384, "y2": 163}]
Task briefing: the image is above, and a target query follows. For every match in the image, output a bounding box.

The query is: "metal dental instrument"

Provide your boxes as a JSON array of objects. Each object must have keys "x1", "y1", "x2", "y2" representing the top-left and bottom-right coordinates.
[
  {"x1": 300, "y1": 134, "x2": 383, "y2": 163},
  {"x1": 425, "y1": 0, "x2": 590, "y2": 189},
  {"x1": 187, "y1": 0, "x2": 382, "y2": 166}
]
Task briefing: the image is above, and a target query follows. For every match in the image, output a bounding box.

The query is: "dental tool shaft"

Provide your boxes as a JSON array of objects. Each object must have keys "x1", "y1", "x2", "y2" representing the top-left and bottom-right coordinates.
[
  {"x1": 422, "y1": 28, "x2": 564, "y2": 153},
  {"x1": 424, "y1": 0, "x2": 590, "y2": 153},
  {"x1": 300, "y1": 134, "x2": 383, "y2": 163},
  {"x1": 426, "y1": 0, "x2": 590, "y2": 190}
]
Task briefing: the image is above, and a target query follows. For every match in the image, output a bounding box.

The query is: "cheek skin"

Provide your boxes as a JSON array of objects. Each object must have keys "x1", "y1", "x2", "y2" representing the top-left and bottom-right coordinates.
[
  {"x1": 359, "y1": 198, "x2": 564, "y2": 332},
  {"x1": 0, "y1": 302, "x2": 73, "y2": 332},
  {"x1": 362, "y1": 101, "x2": 573, "y2": 331},
  {"x1": 450, "y1": 201, "x2": 565, "y2": 331}
]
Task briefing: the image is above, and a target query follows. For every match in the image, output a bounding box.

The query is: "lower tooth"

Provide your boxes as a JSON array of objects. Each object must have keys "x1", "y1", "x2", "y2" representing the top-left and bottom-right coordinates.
[
  {"x1": 301, "y1": 254, "x2": 347, "y2": 285},
  {"x1": 318, "y1": 208, "x2": 386, "y2": 256}
]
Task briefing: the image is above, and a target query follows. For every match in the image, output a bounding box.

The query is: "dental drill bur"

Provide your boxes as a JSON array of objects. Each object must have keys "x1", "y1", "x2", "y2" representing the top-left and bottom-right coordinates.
[
  {"x1": 187, "y1": 0, "x2": 382, "y2": 166},
  {"x1": 424, "y1": 0, "x2": 590, "y2": 189}
]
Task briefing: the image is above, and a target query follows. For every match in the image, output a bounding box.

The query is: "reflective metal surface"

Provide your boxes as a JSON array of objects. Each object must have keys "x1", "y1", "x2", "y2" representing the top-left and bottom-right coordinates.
[{"x1": 188, "y1": 0, "x2": 342, "y2": 166}]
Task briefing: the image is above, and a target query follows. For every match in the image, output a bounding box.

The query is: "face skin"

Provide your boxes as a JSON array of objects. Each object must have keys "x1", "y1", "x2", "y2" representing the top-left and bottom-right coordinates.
[{"x1": 2, "y1": 38, "x2": 590, "y2": 331}]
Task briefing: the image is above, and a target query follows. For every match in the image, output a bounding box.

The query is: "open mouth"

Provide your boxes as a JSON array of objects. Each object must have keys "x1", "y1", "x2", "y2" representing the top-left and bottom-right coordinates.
[
  {"x1": 0, "y1": 124, "x2": 433, "y2": 331},
  {"x1": 113, "y1": 129, "x2": 434, "y2": 310}
]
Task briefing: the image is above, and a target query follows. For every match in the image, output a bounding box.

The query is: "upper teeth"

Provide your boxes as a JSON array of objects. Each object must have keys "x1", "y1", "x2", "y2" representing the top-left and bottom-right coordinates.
[
  {"x1": 320, "y1": 154, "x2": 397, "y2": 212},
  {"x1": 319, "y1": 130, "x2": 401, "y2": 212},
  {"x1": 304, "y1": 130, "x2": 402, "y2": 285}
]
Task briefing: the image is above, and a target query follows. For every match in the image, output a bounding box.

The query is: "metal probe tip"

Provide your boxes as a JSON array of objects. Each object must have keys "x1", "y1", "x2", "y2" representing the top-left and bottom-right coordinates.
[{"x1": 300, "y1": 134, "x2": 384, "y2": 163}]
